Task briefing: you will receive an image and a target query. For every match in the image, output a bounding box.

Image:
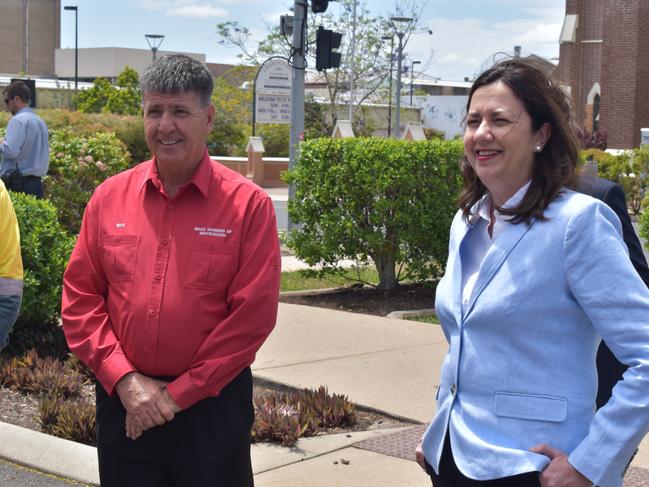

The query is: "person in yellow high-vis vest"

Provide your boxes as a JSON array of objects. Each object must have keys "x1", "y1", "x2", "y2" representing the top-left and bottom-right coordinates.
[{"x1": 0, "y1": 179, "x2": 22, "y2": 349}]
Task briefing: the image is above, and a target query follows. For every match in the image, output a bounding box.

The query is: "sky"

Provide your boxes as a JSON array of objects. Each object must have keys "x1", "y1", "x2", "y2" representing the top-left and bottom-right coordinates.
[{"x1": 59, "y1": 0, "x2": 566, "y2": 81}]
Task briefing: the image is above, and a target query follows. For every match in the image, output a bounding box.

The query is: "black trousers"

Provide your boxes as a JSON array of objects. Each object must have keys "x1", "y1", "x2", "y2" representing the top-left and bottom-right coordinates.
[
  {"x1": 96, "y1": 368, "x2": 255, "y2": 487},
  {"x1": 3, "y1": 174, "x2": 43, "y2": 199},
  {"x1": 425, "y1": 434, "x2": 541, "y2": 487}
]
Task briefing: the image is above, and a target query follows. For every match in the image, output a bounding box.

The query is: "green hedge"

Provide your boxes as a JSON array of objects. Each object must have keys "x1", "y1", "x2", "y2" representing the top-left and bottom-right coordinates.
[
  {"x1": 8, "y1": 192, "x2": 75, "y2": 357},
  {"x1": 285, "y1": 137, "x2": 464, "y2": 290}
]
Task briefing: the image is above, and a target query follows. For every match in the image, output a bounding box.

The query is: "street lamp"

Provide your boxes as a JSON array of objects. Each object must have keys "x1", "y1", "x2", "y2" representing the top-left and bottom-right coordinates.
[
  {"x1": 145, "y1": 34, "x2": 165, "y2": 62},
  {"x1": 381, "y1": 35, "x2": 394, "y2": 137},
  {"x1": 409, "y1": 60, "x2": 421, "y2": 105},
  {"x1": 64, "y1": 5, "x2": 78, "y2": 91},
  {"x1": 390, "y1": 16, "x2": 413, "y2": 138}
]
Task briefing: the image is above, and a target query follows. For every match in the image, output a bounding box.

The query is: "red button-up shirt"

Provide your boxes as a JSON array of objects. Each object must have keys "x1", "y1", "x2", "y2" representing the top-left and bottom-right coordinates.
[{"x1": 62, "y1": 151, "x2": 281, "y2": 409}]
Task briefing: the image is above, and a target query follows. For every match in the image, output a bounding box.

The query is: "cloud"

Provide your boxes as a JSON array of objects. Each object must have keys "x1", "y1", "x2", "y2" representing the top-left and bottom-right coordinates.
[
  {"x1": 406, "y1": 12, "x2": 562, "y2": 80},
  {"x1": 167, "y1": 4, "x2": 228, "y2": 17},
  {"x1": 136, "y1": 0, "x2": 228, "y2": 17}
]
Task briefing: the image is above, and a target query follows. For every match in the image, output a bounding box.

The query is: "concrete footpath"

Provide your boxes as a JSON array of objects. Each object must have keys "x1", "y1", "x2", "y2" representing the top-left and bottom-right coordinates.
[{"x1": 2, "y1": 299, "x2": 649, "y2": 485}]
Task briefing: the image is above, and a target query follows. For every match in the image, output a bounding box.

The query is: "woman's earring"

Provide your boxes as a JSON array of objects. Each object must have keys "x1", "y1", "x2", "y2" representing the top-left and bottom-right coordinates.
[{"x1": 534, "y1": 144, "x2": 543, "y2": 153}]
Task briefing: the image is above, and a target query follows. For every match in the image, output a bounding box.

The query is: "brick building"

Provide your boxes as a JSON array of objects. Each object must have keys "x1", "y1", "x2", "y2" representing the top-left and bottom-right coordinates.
[
  {"x1": 0, "y1": 0, "x2": 61, "y2": 77},
  {"x1": 558, "y1": 0, "x2": 649, "y2": 149}
]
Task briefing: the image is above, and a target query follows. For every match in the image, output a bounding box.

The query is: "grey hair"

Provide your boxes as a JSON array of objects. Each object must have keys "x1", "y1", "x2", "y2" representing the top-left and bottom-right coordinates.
[{"x1": 140, "y1": 54, "x2": 214, "y2": 106}]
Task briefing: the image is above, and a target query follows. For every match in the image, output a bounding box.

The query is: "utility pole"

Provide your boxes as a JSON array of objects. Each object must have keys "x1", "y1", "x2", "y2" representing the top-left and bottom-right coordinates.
[
  {"x1": 347, "y1": 0, "x2": 357, "y2": 121},
  {"x1": 288, "y1": 0, "x2": 307, "y2": 232}
]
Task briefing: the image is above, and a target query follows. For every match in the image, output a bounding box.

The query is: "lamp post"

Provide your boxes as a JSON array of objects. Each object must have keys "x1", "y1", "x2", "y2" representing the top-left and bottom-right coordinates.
[
  {"x1": 409, "y1": 60, "x2": 421, "y2": 105},
  {"x1": 64, "y1": 5, "x2": 78, "y2": 91},
  {"x1": 145, "y1": 34, "x2": 165, "y2": 62},
  {"x1": 381, "y1": 35, "x2": 394, "y2": 137},
  {"x1": 390, "y1": 16, "x2": 413, "y2": 138}
]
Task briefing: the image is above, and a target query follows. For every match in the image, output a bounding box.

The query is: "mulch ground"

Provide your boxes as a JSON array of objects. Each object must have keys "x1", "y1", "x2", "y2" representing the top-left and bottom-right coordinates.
[{"x1": 279, "y1": 282, "x2": 436, "y2": 317}]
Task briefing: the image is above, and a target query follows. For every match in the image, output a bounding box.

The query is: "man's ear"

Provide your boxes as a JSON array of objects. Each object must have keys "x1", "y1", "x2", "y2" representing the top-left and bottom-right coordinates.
[{"x1": 206, "y1": 103, "x2": 215, "y2": 132}]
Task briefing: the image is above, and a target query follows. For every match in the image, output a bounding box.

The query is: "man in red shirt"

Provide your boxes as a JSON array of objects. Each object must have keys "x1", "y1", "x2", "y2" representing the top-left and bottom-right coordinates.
[{"x1": 62, "y1": 54, "x2": 281, "y2": 486}]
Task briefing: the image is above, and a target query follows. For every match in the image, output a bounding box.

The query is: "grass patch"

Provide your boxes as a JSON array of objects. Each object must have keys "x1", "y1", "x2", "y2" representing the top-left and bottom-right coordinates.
[
  {"x1": 405, "y1": 315, "x2": 440, "y2": 325},
  {"x1": 281, "y1": 267, "x2": 379, "y2": 291}
]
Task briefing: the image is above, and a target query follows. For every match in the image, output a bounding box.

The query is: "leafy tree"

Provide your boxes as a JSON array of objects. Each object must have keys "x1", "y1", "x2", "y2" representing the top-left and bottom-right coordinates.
[
  {"x1": 208, "y1": 68, "x2": 253, "y2": 156},
  {"x1": 74, "y1": 67, "x2": 141, "y2": 115},
  {"x1": 105, "y1": 67, "x2": 141, "y2": 115},
  {"x1": 216, "y1": 0, "x2": 427, "y2": 127},
  {"x1": 74, "y1": 78, "x2": 113, "y2": 113},
  {"x1": 285, "y1": 137, "x2": 463, "y2": 290}
]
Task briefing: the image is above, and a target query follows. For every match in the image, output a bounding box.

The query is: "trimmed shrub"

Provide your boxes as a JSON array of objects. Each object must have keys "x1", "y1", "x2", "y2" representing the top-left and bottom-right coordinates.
[
  {"x1": 46, "y1": 130, "x2": 131, "y2": 234},
  {"x1": 586, "y1": 147, "x2": 649, "y2": 214},
  {"x1": 8, "y1": 192, "x2": 74, "y2": 356},
  {"x1": 285, "y1": 137, "x2": 464, "y2": 290},
  {"x1": 8, "y1": 109, "x2": 148, "y2": 166}
]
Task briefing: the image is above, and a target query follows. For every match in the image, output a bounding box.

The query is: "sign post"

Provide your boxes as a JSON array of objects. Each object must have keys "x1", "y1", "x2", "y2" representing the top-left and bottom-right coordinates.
[{"x1": 253, "y1": 57, "x2": 293, "y2": 135}]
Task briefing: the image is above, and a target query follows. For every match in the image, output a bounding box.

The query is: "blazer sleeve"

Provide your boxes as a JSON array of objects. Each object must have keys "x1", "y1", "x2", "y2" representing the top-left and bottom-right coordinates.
[
  {"x1": 563, "y1": 201, "x2": 649, "y2": 486},
  {"x1": 600, "y1": 182, "x2": 649, "y2": 287}
]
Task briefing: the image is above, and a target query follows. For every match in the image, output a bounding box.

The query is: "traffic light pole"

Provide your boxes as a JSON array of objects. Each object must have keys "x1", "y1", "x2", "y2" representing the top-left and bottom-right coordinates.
[{"x1": 288, "y1": 0, "x2": 307, "y2": 232}]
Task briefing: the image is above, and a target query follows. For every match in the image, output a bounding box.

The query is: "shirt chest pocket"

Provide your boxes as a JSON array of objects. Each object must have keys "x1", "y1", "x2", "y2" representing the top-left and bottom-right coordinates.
[
  {"x1": 100, "y1": 235, "x2": 139, "y2": 282},
  {"x1": 185, "y1": 239, "x2": 236, "y2": 291}
]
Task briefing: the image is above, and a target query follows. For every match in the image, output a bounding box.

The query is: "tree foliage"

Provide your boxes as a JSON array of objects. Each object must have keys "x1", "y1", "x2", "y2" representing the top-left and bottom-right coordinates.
[
  {"x1": 285, "y1": 137, "x2": 463, "y2": 290},
  {"x1": 74, "y1": 67, "x2": 141, "y2": 115},
  {"x1": 216, "y1": 0, "x2": 427, "y2": 126}
]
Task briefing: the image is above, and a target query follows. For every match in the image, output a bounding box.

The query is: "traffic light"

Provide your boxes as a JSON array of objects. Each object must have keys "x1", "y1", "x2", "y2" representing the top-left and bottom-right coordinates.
[
  {"x1": 311, "y1": 0, "x2": 329, "y2": 13},
  {"x1": 315, "y1": 27, "x2": 342, "y2": 71}
]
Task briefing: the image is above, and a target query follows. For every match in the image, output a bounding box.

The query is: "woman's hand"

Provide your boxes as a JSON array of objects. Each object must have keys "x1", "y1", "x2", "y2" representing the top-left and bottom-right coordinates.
[
  {"x1": 530, "y1": 444, "x2": 592, "y2": 487},
  {"x1": 415, "y1": 441, "x2": 426, "y2": 471}
]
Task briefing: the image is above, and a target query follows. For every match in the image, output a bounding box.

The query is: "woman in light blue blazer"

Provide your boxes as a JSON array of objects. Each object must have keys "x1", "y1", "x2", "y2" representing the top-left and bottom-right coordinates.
[{"x1": 416, "y1": 58, "x2": 649, "y2": 487}]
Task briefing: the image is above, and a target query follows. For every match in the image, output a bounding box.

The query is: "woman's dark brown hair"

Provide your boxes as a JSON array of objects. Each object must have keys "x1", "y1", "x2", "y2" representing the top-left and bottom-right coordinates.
[{"x1": 458, "y1": 58, "x2": 581, "y2": 225}]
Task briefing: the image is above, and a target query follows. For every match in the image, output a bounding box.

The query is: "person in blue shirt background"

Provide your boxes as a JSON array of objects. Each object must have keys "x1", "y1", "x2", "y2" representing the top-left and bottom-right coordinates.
[{"x1": 1, "y1": 81, "x2": 49, "y2": 199}]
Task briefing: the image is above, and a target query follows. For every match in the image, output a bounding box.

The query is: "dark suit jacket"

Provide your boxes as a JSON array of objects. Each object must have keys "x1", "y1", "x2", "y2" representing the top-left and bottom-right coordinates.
[{"x1": 576, "y1": 175, "x2": 649, "y2": 408}]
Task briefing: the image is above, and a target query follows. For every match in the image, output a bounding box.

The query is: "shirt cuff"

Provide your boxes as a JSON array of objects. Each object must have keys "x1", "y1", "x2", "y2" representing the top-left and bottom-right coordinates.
[
  {"x1": 96, "y1": 350, "x2": 137, "y2": 395},
  {"x1": 166, "y1": 373, "x2": 205, "y2": 410}
]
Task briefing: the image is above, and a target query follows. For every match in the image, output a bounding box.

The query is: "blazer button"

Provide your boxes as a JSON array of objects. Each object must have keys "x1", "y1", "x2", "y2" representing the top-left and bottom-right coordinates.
[{"x1": 450, "y1": 384, "x2": 457, "y2": 396}]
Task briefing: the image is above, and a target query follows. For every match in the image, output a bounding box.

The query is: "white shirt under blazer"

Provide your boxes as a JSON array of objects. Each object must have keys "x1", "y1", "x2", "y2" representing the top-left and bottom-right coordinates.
[{"x1": 421, "y1": 188, "x2": 649, "y2": 487}]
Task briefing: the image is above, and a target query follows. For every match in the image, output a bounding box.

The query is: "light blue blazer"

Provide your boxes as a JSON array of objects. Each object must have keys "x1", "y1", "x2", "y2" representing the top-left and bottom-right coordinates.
[{"x1": 421, "y1": 189, "x2": 649, "y2": 487}]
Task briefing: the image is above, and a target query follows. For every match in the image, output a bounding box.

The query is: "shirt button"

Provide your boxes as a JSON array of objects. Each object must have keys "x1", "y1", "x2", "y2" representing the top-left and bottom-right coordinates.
[
  {"x1": 167, "y1": 203, "x2": 174, "y2": 210},
  {"x1": 161, "y1": 239, "x2": 168, "y2": 245},
  {"x1": 450, "y1": 384, "x2": 457, "y2": 396},
  {"x1": 149, "y1": 310, "x2": 156, "y2": 317},
  {"x1": 155, "y1": 274, "x2": 162, "y2": 280}
]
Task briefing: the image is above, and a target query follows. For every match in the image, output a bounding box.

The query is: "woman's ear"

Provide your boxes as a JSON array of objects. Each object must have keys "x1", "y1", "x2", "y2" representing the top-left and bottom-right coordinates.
[{"x1": 536, "y1": 122, "x2": 551, "y2": 147}]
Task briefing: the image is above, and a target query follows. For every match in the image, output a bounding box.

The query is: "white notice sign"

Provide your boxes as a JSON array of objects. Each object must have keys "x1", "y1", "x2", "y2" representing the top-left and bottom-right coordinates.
[{"x1": 255, "y1": 57, "x2": 292, "y2": 124}]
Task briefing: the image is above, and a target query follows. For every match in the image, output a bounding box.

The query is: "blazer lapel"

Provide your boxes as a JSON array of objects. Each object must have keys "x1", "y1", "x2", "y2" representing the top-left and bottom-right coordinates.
[{"x1": 463, "y1": 221, "x2": 532, "y2": 320}]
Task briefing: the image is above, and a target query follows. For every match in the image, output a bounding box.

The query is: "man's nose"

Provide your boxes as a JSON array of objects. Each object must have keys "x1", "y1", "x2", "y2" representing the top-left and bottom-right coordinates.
[{"x1": 158, "y1": 111, "x2": 175, "y2": 132}]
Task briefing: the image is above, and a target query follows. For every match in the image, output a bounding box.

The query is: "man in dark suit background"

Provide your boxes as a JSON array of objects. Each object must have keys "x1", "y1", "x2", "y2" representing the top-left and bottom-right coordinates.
[{"x1": 576, "y1": 175, "x2": 649, "y2": 409}]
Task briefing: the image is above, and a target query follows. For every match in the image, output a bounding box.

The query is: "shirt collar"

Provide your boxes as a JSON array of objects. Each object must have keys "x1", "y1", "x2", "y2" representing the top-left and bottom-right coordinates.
[
  {"x1": 139, "y1": 149, "x2": 212, "y2": 197},
  {"x1": 470, "y1": 180, "x2": 531, "y2": 234}
]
